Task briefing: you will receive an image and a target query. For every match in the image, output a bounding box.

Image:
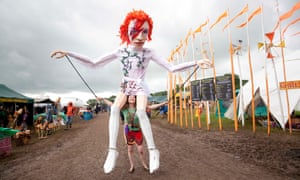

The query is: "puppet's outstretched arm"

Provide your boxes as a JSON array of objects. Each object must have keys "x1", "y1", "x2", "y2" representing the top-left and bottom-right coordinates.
[
  {"x1": 51, "y1": 49, "x2": 118, "y2": 68},
  {"x1": 151, "y1": 50, "x2": 212, "y2": 72}
]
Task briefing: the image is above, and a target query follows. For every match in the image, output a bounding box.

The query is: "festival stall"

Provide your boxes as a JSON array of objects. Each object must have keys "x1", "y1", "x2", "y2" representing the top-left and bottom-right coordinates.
[{"x1": 0, "y1": 84, "x2": 34, "y2": 126}]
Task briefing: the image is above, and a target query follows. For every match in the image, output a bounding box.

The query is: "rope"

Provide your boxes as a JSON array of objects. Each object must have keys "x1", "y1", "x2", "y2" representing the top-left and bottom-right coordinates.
[{"x1": 65, "y1": 55, "x2": 98, "y2": 98}]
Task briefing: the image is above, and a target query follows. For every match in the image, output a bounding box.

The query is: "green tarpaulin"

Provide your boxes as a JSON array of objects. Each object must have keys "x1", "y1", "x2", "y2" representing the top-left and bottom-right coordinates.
[
  {"x1": 0, "y1": 127, "x2": 20, "y2": 139},
  {"x1": 0, "y1": 84, "x2": 33, "y2": 103}
]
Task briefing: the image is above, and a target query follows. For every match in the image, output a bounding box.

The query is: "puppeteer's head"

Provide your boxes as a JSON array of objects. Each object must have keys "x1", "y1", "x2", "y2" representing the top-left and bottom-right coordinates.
[{"x1": 119, "y1": 10, "x2": 153, "y2": 47}]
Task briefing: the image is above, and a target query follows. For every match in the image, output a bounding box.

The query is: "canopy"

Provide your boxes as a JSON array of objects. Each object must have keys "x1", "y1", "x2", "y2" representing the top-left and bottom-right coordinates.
[
  {"x1": 225, "y1": 59, "x2": 300, "y2": 129},
  {"x1": 60, "y1": 97, "x2": 86, "y2": 107},
  {"x1": 0, "y1": 84, "x2": 33, "y2": 103}
]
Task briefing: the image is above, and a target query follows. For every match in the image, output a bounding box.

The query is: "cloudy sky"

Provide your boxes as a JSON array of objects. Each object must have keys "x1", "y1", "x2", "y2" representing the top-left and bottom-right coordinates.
[{"x1": 0, "y1": 0, "x2": 299, "y2": 102}]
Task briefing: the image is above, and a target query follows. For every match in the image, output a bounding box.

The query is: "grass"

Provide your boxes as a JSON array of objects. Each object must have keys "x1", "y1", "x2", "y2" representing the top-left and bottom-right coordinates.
[{"x1": 152, "y1": 110, "x2": 298, "y2": 136}]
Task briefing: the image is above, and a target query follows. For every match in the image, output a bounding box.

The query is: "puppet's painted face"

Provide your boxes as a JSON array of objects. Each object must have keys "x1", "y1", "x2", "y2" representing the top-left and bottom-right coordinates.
[{"x1": 128, "y1": 20, "x2": 149, "y2": 48}]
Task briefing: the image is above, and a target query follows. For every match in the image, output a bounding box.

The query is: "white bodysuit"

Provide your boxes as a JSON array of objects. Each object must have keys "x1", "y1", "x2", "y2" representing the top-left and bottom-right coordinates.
[{"x1": 68, "y1": 45, "x2": 198, "y2": 95}]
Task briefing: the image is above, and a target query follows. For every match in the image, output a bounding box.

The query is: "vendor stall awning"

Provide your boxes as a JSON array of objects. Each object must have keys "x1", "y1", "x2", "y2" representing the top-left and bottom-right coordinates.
[{"x1": 0, "y1": 84, "x2": 33, "y2": 103}]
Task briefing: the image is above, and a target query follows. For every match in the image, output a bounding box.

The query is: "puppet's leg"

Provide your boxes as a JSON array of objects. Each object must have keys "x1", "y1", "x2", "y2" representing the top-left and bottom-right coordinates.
[
  {"x1": 136, "y1": 95, "x2": 159, "y2": 174},
  {"x1": 103, "y1": 106, "x2": 119, "y2": 173},
  {"x1": 136, "y1": 110, "x2": 159, "y2": 173},
  {"x1": 103, "y1": 93, "x2": 127, "y2": 174}
]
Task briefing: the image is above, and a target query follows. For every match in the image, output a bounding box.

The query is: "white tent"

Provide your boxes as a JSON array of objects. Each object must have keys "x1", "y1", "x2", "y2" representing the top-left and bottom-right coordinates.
[
  {"x1": 60, "y1": 97, "x2": 86, "y2": 107},
  {"x1": 225, "y1": 59, "x2": 300, "y2": 129}
]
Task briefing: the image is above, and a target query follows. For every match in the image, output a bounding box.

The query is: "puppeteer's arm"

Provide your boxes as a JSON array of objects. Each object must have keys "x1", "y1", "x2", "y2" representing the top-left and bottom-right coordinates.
[
  {"x1": 148, "y1": 101, "x2": 168, "y2": 110},
  {"x1": 97, "y1": 97, "x2": 113, "y2": 107},
  {"x1": 50, "y1": 49, "x2": 119, "y2": 68},
  {"x1": 150, "y1": 50, "x2": 212, "y2": 73}
]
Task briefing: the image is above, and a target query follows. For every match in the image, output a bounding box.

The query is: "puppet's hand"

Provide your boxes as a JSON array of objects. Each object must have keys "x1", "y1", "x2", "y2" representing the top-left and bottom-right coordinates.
[
  {"x1": 197, "y1": 59, "x2": 212, "y2": 69},
  {"x1": 50, "y1": 50, "x2": 67, "y2": 59}
]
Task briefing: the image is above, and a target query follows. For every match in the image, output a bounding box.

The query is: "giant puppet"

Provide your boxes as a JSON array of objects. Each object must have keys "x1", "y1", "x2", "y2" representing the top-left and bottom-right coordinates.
[{"x1": 51, "y1": 10, "x2": 212, "y2": 174}]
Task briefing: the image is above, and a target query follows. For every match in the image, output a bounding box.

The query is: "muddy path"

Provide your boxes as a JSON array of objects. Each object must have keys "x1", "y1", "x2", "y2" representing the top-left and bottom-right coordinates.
[{"x1": 1, "y1": 113, "x2": 299, "y2": 180}]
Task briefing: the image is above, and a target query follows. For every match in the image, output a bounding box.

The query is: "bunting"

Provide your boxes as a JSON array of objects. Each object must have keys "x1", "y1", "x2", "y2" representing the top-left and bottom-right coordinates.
[
  {"x1": 223, "y1": 4, "x2": 248, "y2": 31},
  {"x1": 273, "y1": 1, "x2": 300, "y2": 32},
  {"x1": 210, "y1": 11, "x2": 228, "y2": 29},
  {"x1": 258, "y1": 32, "x2": 285, "y2": 51},
  {"x1": 237, "y1": 6, "x2": 262, "y2": 28}
]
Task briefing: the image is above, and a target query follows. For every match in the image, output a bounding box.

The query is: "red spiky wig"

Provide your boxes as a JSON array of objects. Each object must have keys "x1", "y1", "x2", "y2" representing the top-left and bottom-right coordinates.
[{"x1": 119, "y1": 10, "x2": 153, "y2": 45}]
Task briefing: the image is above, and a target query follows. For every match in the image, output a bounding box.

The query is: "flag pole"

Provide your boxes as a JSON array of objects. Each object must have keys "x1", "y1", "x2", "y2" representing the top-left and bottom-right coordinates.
[
  {"x1": 227, "y1": 9, "x2": 239, "y2": 132},
  {"x1": 235, "y1": 41, "x2": 245, "y2": 126},
  {"x1": 178, "y1": 52, "x2": 183, "y2": 128},
  {"x1": 244, "y1": 5, "x2": 256, "y2": 133},
  {"x1": 276, "y1": 0, "x2": 292, "y2": 134},
  {"x1": 208, "y1": 17, "x2": 223, "y2": 131},
  {"x1": 260, "y1": 6, "x2": 272, "y2": 136}
]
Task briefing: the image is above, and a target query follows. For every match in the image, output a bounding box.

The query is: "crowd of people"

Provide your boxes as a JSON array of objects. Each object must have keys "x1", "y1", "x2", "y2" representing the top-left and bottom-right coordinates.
[
  {"x1": 0, "y1": 104, "x2": 32, "y2": 146},
  {"x1": 0, "y1": 97, "x2": 79, "y2": 146}
]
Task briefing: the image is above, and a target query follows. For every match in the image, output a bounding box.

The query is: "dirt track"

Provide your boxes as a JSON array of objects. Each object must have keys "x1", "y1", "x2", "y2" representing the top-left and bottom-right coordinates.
[{"x1": 1, "y1": 113, "x2": 300, "y2": 180}]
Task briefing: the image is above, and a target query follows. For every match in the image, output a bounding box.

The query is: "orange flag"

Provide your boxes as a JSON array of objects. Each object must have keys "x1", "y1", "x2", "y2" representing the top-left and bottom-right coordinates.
[
  {"x1": 291, "y1": 31, "x2": 300, "y2": 36},
  {"x1": 282, "y1": 17, "x2": 300, "y2": 36},
  {"x1": 223, "y1": 4, "x2": 248, "y2": 31},
  {"x1": 273, "y1": 1, "x2": 300, "y2": 32},
  {"x1": 237, "y1": 6, "x2": 262, "y2": 28},
  {"x1": 280, "y1": 1, "x2": 300, "y2": 21},
  {"x1": 210, "y1": 11, "x2": 228, "y2": 29},
  {"x1": 175, "y1": 40, "x2": 183, "y2": 53},
  {"x1": 194, "y1": 19, "x2": 209, "y2": 34}
]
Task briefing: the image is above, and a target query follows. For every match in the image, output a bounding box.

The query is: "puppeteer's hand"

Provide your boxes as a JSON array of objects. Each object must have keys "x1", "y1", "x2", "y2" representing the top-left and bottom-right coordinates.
[
  {"x1": 197, "y1": 59, "x2": 213, "y2": 69},
  {"x1": 50, "y1": 50, "x2": 67, "y2": 59}
]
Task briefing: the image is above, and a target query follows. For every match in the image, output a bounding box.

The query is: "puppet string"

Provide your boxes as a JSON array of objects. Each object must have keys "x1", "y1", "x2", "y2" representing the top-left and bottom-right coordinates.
[{"x1": 65, "y1": 55, "x2": 98, "y2": 98}]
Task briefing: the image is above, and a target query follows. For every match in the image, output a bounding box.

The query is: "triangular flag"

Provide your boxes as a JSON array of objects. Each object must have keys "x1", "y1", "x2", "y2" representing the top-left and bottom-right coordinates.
[
  {"x1": 265, "y1": 32, "x2": 274, "y2": 42},
  {"x1": 267, "y1": 52, "x2": 274, "y2": 59},
  {"x1": 274, "y1": 41, "x2": 285, "y2": 48},
  {"x1": 257, "y1": 42, "x2": 264, "y2": 49}
]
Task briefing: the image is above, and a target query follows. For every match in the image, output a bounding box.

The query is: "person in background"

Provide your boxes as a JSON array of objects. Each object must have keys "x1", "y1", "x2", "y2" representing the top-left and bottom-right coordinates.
[
  {"x1": 0, "y1": 105, "x2": 8, "y2": 127},
  {"x1": 65, "y1": 102, "x2": 74, "y2": 129},
  {"x1": 146, "y1": 102, "x2": 152, "y2": 118},
  {"x1": 54, "y1": 97, "x2": 62, "y2": 115},
  {"x1": 45, "y1": 104, "x2": 53, "y2": 126}
]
